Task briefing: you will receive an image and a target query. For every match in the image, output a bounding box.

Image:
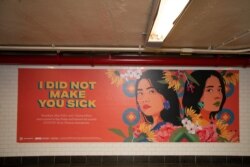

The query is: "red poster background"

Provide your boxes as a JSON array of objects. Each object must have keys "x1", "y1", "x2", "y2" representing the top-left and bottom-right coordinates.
[
  {"x1": 18, "y1": 68, "x2": 135, "y2": 142},
  {"x1": 17, "y1": 68, "x2": 239, "y2": 142}
]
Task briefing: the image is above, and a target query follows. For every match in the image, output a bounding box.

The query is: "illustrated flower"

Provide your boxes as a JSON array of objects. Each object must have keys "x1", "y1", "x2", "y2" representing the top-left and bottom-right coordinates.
[
  {"x1": 133, "y1": 123, "x2": 155, "y2": 142},
  {"x1": 185, "y1": 107, "x2": 199, "y2": 124},
  {"x1": 222, "y1": 71, "x2": 239, "y2": 86},
  {"x1": 128, "y1": 69, "x2": 136, "y2": 78},
  {"x1": 180, "y1": 107, "x2": 238, "y2": 142},
  {"x1": 187, "y1": 82, "x2": 195, "y2": 93},
  {"x1": 154, "y1": 123, "x2": 178, "y2": 142},
  {"x1": 185, "y1": 107, "x2": 209, "y2": 126},
  {"x1": 122, "y1": 108, "x2": 140, "y2": 126},
  {"x1": 106, "y1": 70, "x2": 124, "y2": 87},
  {"x1": 163, "y1": 71, "x2": 182, "y2": 91},
  {"x1": 120, "y1": 69, "x2": 142, "y2": 80},
  {"x1": 120, "y1": 73, "x2": 129, "y2": 81},
  {"x1": 134, "y1": 69, "x2": 142, "y2": 79},
  {"x1": 216, "y1": 120, "x2": 234, "y2": 141},
  {"x1": 186, "y1": 123, "x2": 197, "y2": 134},
  {"x1": 182, "y1": 107, "x2": 208, "y2": 135},
  {"x1": 181, "y1": 118, "x2": 192, "y2": 127},
  {"x1": 196, "y1": 125, "x2": 218, "y2": 142},
  {"x1": 182, "y1": 118, "x2": 201, "y2": 134}
]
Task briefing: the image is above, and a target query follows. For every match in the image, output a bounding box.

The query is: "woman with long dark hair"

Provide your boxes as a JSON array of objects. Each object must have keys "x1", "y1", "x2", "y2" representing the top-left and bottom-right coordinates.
[
  {"x1": 135, "y1": 70, "x2": 182, "y2": 130},
  {"x1": 181, "y1": 70, "x2": 239, "y2": 142},
  {"x1": 182, "y1": 70, "x2": 226, "y2": 121}
]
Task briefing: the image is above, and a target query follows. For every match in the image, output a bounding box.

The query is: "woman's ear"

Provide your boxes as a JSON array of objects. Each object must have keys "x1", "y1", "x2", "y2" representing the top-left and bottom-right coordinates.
[{"x1": 160, "y1": 95, "x2": 165, "y2": 102}]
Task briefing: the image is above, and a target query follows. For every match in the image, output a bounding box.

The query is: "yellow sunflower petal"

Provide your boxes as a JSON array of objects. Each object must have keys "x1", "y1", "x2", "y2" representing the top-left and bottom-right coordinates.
[
  {"x1": 163, "y1": 71, "x2": 181, "y2": 91},
  {"x1": 223, "y1": 72, "x2": 239, "y2": 86},
  {"x1": 216, "y1": 120, "x2": 234, "y2": 141},
  {"x1": 139, "y1": 123, "x2": 155, "y2": 141},
  {"x1": 106, "y1": 70, "x2": 124, "y2": 87},
  {"x1": 185, "y1": 107, "x2": 209, "y2": 126}
]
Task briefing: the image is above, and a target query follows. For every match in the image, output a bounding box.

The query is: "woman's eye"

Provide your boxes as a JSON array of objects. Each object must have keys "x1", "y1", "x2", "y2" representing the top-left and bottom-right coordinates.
[
  {"x1": 137, "y1": 91, "x2": 143, "y2": 96},
  {"x1": 148, "y1": 89, "x2": 156, "y2": 94},
  {"x1": 218, "y1": 88, "x2": 222, "y2": 92},
  {"x1": 207, "y1": 89, "x2": 213, "y2": 93}
]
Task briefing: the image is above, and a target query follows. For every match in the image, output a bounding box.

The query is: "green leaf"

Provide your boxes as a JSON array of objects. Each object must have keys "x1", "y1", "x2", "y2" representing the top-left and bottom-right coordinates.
[
  {"x1": 158, "y1": 80, "x2": 167, "y2": 84},
  {"x1": 169, "y1": 128, "x2": 187, "y2": 142},
  {"x1": 184, "y1": 72, "x2": 200, "y2": 86},
  {"x1": 109, "y1": 128, "x2": 127, "y2": 139},
  {"x1": 217, "y1": 136, "x2": 228, "y2": 142},
  {"x1": 169, "y1": 127, "x2": 199, "y2": 142},
  {"x1": 221, "y1": 70, "x2": 227, "y2": 76},
  {"x1": 128, "y1": 126, "x2": 133, "y2": 138},
  {"x1": 133, "y1": 134, "x2": 148, "y2": 142},
  {"x1": 114, "y1": 70, "x2": 120, "y2": 76},
  {"x1": 124, "y1": 136, "x2": 133, "y2": 142},
  {"x1": 184, "y1": 132, "x2": 199, "y2": 142}
]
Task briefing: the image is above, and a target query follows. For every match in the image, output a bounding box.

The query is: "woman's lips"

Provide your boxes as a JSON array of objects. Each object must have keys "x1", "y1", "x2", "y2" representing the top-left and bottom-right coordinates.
[
  {"x1": 143, "y1": 104, "x2": 151, "y2": 110},
  {"x1": 213, "y1": 101, "x2": 221, "y2": 107}
]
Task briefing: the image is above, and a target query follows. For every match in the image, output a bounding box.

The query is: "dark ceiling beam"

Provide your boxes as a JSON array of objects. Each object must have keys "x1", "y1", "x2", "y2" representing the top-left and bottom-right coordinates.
[{"x1": 0, "y1": 54, "x2": 249, "y2": 67}]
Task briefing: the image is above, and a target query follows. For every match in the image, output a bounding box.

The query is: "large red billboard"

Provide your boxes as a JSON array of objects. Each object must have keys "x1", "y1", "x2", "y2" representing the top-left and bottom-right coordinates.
[{"x1": 17, "y1": 68, "x2": 239, "y2": 142}]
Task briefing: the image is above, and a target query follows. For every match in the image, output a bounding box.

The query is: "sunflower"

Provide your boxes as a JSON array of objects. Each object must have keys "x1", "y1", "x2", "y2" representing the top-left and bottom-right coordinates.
[
  {"x1": 106, "y1": 70, "x2": 124, "y2": 87},
  {"x1": 163, "y1": 71, "x2": 181, "y2": 91},
  {"x1": 185, "y1": 107, "x2": 208, "y2": 126},
  {"x1": 138, "y1": 123, "x2": 155, "y2": 142},
  {"x1": 216, "y1": 120, "x2": 234, "y2": 141},
  {"x1": 223, "y1": 72, "x2": 239, "y2": 86}
]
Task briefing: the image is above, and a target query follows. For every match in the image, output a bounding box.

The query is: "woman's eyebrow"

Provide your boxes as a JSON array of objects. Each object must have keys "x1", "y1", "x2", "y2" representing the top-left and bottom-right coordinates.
[
  {"x1": 146, "y1": 87, "x2": 154, "y2": 90},
  {"x1": 137, "y1": 88, "x2": 143, "y2": 91},
  {"x1": 205, "y1": 85, "x2": 222, "y2": 88}
]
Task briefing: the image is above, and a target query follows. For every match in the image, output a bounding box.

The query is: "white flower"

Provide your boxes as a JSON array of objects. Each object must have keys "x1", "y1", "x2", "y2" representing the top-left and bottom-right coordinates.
[
  {"x1": 127, "y1": 70, "x2": 134, "y2": 78},
  {"x1": 186, "y1": 123, "x2": 197, "y2": 134},
  {"x1": 135, "y1": 70, "x2": 142, "y2": 79},
  {"x1": 134, "y1": 70, "x2": 142, "y2": 79},
  {"x1": 122, "y1": 69, "x2": 142, "y2": 80},
  {"x1": 182, "y1": 118, "x2": 191, "y2": 127},
  {"x1": 120, "y1": 73, "x2": 129, "y2": 81},
  {"x1": 182, "y1": 118, "x2": 202, "y2": 134}
]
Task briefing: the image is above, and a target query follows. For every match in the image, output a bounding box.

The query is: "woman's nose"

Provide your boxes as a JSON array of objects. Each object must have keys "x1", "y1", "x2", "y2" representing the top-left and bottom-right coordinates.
[
  {"x1": 214, "y1": 96, "x2": 221, "y2": 100},
  {"x1": 141, "y1": 94, "x2": 150, "y2": 103},
  {"x1": 214, "y1": 91, "x2": 222, "y2": 100}
]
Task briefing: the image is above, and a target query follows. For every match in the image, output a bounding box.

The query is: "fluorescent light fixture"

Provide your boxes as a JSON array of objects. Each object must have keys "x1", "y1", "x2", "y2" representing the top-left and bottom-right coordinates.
[{"x1": 148, "y1": 0, "x2": 189, "y2": 42}]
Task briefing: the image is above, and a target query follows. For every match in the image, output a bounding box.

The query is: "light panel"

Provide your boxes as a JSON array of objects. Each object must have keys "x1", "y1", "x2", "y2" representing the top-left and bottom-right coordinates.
[{"x1": 148, "y1": 0, "x2": 189, "y2": 42}]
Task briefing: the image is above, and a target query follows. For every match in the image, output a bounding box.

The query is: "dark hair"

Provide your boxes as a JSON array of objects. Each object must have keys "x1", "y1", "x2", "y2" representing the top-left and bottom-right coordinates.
[
  {"x1": 135, "y1": 70, "x2": 181, "y2": 126},
  {"x1": 182, "y1": 70, "x2": 226, "y2": 119}
]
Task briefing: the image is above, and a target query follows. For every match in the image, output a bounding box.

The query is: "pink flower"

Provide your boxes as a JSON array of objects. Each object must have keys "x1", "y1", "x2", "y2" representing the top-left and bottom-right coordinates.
[
  {"x1": 187, "y1": 82, "x2": 195, "y2": 93},
  {"x1": 154, "y1": 123, "x2": 178, "y2": 142},
  {"x1": 133, "y1": 124, "x2": 141, "y2": 138},
  {"x1": 196, "y1": 125, "x2": 218, "y2": 142}
]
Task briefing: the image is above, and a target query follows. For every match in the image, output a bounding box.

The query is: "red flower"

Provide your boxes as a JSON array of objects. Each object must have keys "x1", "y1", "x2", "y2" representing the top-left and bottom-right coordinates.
[
  {"x1": 155, "y1": 123, "x2": 178, "y2": 142},
  {"x1": 196, "y1": 125, "x2": 218, "y2": 142},
  {"x1": 133, "y1": 124, "x2": 141, "y2": 138}
]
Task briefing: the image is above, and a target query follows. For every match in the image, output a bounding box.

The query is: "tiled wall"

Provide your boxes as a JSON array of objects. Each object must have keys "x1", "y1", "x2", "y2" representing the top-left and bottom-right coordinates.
[{"x1": 0, "y1": 65, "x2": 249, "y2": 157}]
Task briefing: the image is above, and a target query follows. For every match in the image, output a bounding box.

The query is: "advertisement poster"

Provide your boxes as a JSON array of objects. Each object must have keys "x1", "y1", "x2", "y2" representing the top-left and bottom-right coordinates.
[{"x1": 17, "y1": 68, "x2": 239, "y2": 142}]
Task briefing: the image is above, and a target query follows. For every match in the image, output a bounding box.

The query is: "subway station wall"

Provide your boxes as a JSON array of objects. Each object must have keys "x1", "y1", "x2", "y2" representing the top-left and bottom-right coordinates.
[{"x1": 0, "y1": 65, "x2": 249, "y2": 156}]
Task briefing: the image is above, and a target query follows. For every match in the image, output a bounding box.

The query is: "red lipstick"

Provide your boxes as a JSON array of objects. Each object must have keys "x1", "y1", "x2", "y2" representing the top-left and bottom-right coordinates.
[{"x1": 143, "y1": 104, "x2": 151, "y2": 110}]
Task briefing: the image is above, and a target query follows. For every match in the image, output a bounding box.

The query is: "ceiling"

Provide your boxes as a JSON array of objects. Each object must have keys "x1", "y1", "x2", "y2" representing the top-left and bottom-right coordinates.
[{"x1": 0, "y1": 0, "x2": 250, "y2": 55}]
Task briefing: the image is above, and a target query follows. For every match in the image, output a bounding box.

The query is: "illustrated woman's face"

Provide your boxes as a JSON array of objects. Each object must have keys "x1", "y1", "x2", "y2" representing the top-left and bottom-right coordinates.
[
  {"x1": 137, "y1": 79, "x2": 165, "y2": 117},
  {"x1": 200, "y1": 75, "x2": 223, "y2": 112}
]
